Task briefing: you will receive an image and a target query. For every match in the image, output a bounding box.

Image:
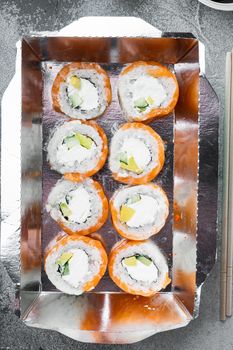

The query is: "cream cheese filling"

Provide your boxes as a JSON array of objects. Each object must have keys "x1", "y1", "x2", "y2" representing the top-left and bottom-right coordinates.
[
  {"x1": 62, "y1": 249, "x2": 89, "y2": 288},
  {"x1": 131, "y1": 75, "x2": 167, "y2": 108},
  {"x1": 62, "y1": 187, "x2": 91, "y2": 223},
  {"x1": 67, "y1": 78, "x2": 99, "y2": 110},
  {"x1": 56, "y1": 139, "x2": 96, "y2": 166},
  {"x1": 120, "y1": 137, "x2": 151, "y2": 170},
  {"x1": 126, "y1": 195, "x2": 159, "y2": 228},
  {"x1": 122, "y1": 257, "x2": 158, "y2": 283}
]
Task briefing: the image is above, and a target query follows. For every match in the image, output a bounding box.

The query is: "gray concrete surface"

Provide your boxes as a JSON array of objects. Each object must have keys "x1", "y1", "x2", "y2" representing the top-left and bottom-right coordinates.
[{"x1": 1, "y1": 0, "x2": 233, "y2": 349}]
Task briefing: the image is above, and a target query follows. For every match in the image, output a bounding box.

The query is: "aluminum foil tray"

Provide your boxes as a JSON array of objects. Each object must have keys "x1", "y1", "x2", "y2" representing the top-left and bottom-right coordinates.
[{"x1": 1, "y1": 17, "x2": 219, "y2": 344}]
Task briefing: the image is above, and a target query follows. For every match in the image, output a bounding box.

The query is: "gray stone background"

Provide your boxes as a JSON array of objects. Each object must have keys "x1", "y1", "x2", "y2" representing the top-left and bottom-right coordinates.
[{"x1": 1, "y1": 0, "x2": 233, "y2": 349}]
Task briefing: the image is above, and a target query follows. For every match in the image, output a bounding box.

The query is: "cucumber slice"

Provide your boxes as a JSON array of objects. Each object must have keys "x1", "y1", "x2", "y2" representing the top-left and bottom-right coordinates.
[
  {"x1": 56, "y1": 252, "x2": 73, "y2": 266},
  {"x1": 134, "y1": 97, "x2": 149, "y2": 113},
  {"x1": 120, "y1": 205, "x2": 135, "y2": 222},
  {"x1": 137, "y1": 255, "x2": 152, "y2": 266},
  {"x1": 127, "y1": 194, "x2": 141, "y2": 205},
  {"x1": 137, "y1": 106, "x2": 147, "y2": 113},
  {"x1": 70, "y1": 76, "x2": 81, "y2": 89},
  {"x1": 119, "y1": 152, "x2": 128, "y2": 165},
  {"x1": 56, "y1": 252, "x2": 73, "y2": 277},
  {"x1": 69, "y1": 93, "x2": 82, "y2": 108},
  {"x1": 76, "y1": 133, "x2": 93, "y2": 149},
  {"x1": 123, "y1": 256, "x2": 137, "y2": 267},
  {"x1": 134, "y1": 97, "x2": 149, "y2": 109},
  {"x1": 57, "y1": 261, "x2": 70, "y2": 276},
  {"x1": 62, "y1": 262, "x2": 70, "y2": 276},
  {"x1": 59, "y1": 202, "x2": 72, "y2": 219}
]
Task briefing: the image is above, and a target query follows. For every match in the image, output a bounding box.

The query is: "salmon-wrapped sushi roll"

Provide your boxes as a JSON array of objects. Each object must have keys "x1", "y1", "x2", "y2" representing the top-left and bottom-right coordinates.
[
  {"x1": 118, "y1": 61, "x2": 179, "y2": 122},
  {"x1": 109, "y1": 240, "x2": 170, "y2": 297},
  {"x1": 109, "y1": 123, "x2": 165, "y2": 185},
  {"x1": 110, "y1": 184, "x2": 169, "y2": 240},
  {"x1": 52, "y1": 62, "x2": 112, "y2": 120},
  {"x1": 45, "y1": 234, "x2": 108, "y2": 295},
  {"x1": 47, "y1": 120, "x2": 108, "y2": 180},
  {"x1": 46, "y1": 178, "x2": 108, "y2": 235}
]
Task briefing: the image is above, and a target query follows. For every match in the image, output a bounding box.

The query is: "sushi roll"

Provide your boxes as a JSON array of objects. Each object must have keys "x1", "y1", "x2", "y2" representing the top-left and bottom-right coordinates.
[
  {"x1": 110, "y1": 184, "x2": 169, "y2": 240},
  {"x1": 45, "y1": 234, "x2": 108, "y2": 295},
  {"x1": 46, "y1": 178, "x2": 109, "y2": 235},
  {"x1": 52, "y1": 62, "x2": 112, "y2": 120},
  {"x1": 109, "y1": 123, "x2": 165, "y2": 185},
  {"x1": 108, "y1": 240, "x2": 170, "y2": 296},
  {"x1": 118, "y1": 61, "x2": 179, "y2": 122},
  {"x1": 47, "y1": 120, "x2": 108, "y2": 180}
]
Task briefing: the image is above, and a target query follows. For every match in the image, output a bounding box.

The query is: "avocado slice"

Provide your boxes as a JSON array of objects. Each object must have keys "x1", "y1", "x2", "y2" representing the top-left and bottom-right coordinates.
[
  {"x1": 128, "y1": 157, "x2": 143, "y2": 174},
  {"x1": 123, "y1": 256, "x2": 137, "y2": 267},
  {"x1": 137, "y1": 255, "x2": 152, "y2": 266},
  {"x1": 76, "y1": 133, "x2": 93, "y2": 149},
  {"x1": 59, "y1": 202, "x2": 72, "y2": 219},
  {"x1": 146, "y1": 96, "x2": 154, "y2": 105},
  {"x1": 56, "y1": 252, "x2": 73, "y2": 266},
  {"x1": 120, "y1": 156, "x2": 143, "y2": 174},
  {"x1": 70, "y1": 75, "x2": 81, "y2": 89},
  {"x1": 120, "y1": 205, "x2": 135, "y2": 223},
  {"x1": 69, "y1": 93, "x2": 82, "y2": 108},
  {"x1": 64, "y1": 134, "x2": 79, "y2": 149}
]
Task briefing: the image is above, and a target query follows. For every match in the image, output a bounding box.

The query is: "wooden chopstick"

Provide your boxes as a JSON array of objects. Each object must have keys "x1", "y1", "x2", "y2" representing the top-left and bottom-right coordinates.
[
  {"x1": 226, "y1": 51, "x2": 233, "y2": 317},
  {"x1": 221, "y1": 52, "x2": 232, "y2": 321}
]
